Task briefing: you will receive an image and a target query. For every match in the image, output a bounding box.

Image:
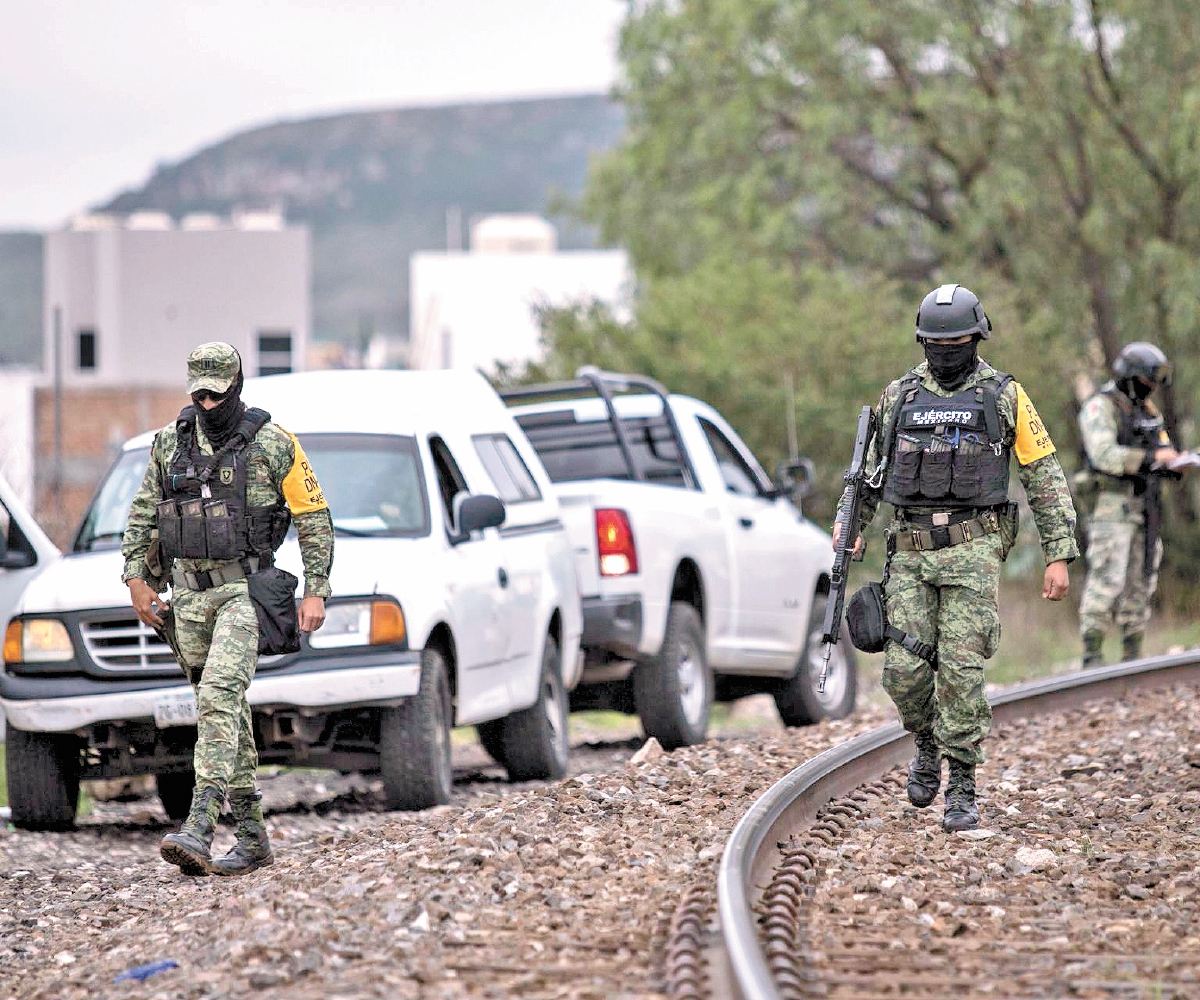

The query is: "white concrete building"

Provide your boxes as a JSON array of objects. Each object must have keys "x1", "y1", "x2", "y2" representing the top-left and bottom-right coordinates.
[
  {"x1": 43, "y1": 211, "x2": 310, "y2": 388},
  {"x1": 0, "y1": 371, "x2": 37, "y2": 506},
  {"x1": 409, "y1": 215, "x2": 629, "y2": 373}
]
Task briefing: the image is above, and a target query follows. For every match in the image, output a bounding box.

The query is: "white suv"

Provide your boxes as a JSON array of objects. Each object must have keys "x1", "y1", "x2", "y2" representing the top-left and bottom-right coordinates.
[{"x1": 0, "y1": 369, "x2": 582, "y2": 828}]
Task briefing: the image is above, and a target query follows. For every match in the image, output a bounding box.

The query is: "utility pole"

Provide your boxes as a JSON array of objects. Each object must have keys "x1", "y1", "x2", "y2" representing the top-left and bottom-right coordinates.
[
  {"x1": 446, "y1": 205, "x2": 463, "y2": 252},
  {"x1": 53, "y1": 305, "x2": 63, "y2": 523}
]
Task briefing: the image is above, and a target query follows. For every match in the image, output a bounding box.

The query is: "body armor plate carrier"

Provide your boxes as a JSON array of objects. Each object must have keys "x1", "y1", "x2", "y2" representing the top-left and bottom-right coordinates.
[
  {"x1": 882, "y1": 371, "x2": 1013, "y2": 510},
  {"x1": 156, "y1": 406, "x2": 290, "y2": 565},
  {"x1": 1085, "y1": 387, "x2": 1163, "y2": 491}
]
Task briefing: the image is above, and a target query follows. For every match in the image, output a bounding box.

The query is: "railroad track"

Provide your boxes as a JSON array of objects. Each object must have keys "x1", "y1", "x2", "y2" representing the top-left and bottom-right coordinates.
[{"x1": 667, "y1": 651, "x2": 1200, "y2": 1000}]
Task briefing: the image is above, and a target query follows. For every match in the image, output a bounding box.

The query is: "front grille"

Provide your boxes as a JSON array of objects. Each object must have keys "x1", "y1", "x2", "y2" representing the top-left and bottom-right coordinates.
[{"x1": 80, "y1": 617, "x2": 177, "y2": 672}]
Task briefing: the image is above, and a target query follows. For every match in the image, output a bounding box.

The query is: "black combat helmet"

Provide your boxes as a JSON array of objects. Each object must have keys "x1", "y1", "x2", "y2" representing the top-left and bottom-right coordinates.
[
  {"x1": 1112, "y1": 342, "x2": 1172, "y2": 388},
  {"x1": 915, "y1": 283, "x2": 991, "y2": 341}
]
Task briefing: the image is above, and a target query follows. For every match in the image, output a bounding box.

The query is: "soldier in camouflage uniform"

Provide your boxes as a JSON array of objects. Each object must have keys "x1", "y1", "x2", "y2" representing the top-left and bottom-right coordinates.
[
  {"x1": 121, "y1": 343, "x2": 334, "y2": 876},
  {"x1": 1077, "y1": 343, "x2": 1186, "y2": 666},
  {"x1": 835, "y1": 285, "x2": 1077, "y2": 832}
]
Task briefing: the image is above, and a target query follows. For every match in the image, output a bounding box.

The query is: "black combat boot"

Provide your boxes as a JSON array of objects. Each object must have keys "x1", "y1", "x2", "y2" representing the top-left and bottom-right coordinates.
[
  {"x1": 906, "y1": 730, "x2": 941, "y2": 808},
  {"x1": 942, "y1": 758, "x2": 980, "y2": 833},
  {"x1": 210, "y1": 789, "x2": 274, "y2": 877},
  {"x1": 1121, "y1": 632, "x2": 1143, "y2": 662},
  {"x1": 160, "y1": 785, "x2": 222, "y2": 876},
  {"x1": 1082, "y1": 630, "x2": 1105, "y2": 668}
]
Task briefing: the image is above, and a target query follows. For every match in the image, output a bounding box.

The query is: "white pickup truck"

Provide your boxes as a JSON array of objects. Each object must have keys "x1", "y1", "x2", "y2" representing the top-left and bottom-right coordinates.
[
  {"x1": 1, "y1": 370, "x2": 582, "y2": 828},
  {"x1": 504, "y1": 369, "x2": 856, "y2": 747}
]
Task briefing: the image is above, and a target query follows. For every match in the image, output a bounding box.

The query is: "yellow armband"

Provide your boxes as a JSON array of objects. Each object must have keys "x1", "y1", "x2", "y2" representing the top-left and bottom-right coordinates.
[
  {"x1": 281, "y1": 433, "x2": 329, "y2": 514},
  {"x1": 1013, "y1": 383, "x2": 1056, "y2": 466}
]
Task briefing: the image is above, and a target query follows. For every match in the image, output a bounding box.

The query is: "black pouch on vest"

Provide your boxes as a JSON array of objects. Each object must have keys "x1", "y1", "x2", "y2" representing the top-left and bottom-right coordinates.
[
  {"x1": 846, "y1": 582, "x2": 888, "y2": 653},
  {"x1": 919, "y1": 449, "x2": 952, "y2": 498},
  {"x1": 890, "y1": 437, "x2": 922, "y2": 495},
  {"x1": 246, "y1": 567, "x2": 301, "y2": 656},
  {"x1": 951, "y1": 449, "x2": 983, "y2": 500},
  {"x1": 204, "y1": 500, "x2": 238, "y2": 561},
  {"x1": 156, "y1": 500, "x2": 183, "y2": 559},
  {"x1": 180, "y1": 499, "x2": 207, "y2": 558}
]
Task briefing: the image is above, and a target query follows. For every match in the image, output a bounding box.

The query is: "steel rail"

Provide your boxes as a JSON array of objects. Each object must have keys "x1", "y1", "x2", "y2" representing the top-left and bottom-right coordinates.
[{"x1": 717, "y1": 649, "x2": 1200, "y2": 1000}]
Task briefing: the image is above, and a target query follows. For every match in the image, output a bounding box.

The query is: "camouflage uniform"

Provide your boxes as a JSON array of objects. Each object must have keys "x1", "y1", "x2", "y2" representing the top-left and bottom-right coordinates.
[
  {"x1": 121, "y1": 347, "x2": 334, "y2": 811},
  {"x1": 1077, "y1": 386, "x2": 1169, "y2": 651},
  {"x1": 845, "y1": 360, "x2": 1078, "y2": 765}
]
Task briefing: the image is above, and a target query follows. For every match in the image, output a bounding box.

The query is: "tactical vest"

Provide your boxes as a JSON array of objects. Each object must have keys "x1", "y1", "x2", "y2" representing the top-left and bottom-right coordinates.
[
  {"x1": 155, "y1": 405, "x2": 290, "y2": 564},
  {"x1": 882, "y1": 371, "x2": 1013, "y2": 510},
  {"x1": 1085, "y1": 387, "x2": 1163, "y2": 490}
]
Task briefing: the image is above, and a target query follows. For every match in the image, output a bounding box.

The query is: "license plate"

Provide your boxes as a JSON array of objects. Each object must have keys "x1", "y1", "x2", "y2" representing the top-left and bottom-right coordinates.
[{"x1": 152, "y1": 691, "x2": 198, "y2": 728}]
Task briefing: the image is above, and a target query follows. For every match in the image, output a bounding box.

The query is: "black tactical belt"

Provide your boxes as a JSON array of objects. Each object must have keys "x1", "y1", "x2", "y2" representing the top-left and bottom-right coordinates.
[
  {"x1": 172, "y1": 555, "x2": 263, "y2": 592},
  {"x1": 896, "y1": 507, "x2": 992, "y2": 528},
  {"x1": 892, "y1": 510, "x2": 1001, "y2": 553}
]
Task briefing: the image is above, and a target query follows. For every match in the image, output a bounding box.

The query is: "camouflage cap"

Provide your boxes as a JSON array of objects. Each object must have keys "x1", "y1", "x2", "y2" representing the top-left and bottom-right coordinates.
[{"x1": 186, "y1": 342, "x2": 242, "y2": 394}]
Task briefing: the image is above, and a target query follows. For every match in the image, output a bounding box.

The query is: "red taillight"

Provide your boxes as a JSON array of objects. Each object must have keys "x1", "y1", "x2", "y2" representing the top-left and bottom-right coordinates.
[{"x1": 595, "y1": 508, "x2": 638, "y2": 577}]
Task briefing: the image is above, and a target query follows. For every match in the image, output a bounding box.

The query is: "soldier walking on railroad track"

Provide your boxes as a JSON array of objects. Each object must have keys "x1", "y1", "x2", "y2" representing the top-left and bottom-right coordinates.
[
  {"x1": 121, "y1": 342, "x2": 334, "y2": 875},
  {"x1": 834, "y1": 284, "x2": 1078, "y2": 832},
  {"x1": 1077, "y1": 343, "x2": 1195, "y2": 666}
]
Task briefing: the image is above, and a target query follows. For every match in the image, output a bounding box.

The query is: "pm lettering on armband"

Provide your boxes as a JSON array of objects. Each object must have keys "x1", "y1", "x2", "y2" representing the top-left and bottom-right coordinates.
[{"x1": 904, "y1": 408, "x2": 979, "y2": 428}]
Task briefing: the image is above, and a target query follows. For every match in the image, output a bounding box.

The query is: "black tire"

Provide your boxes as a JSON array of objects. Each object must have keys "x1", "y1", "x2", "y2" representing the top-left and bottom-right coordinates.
[
  {"x1": 379, "y1": 646, "x2": 453, "y2": 811},
  {"x1": 634, "y1": 601, "x2": 711, "y2": 749},
  {"x1": 475, "y1": 719, "x2": 508, "y2": 768},
  {"x1": 496, "y1": 632, "x2": 569, "y2": 782},
  {"x1": 156, "y1": 770, "x2": 196, "y2": 822},
  {"x1": 774, "y1": 592, "x2": 858, "y2": 727},
  {"x1": 6, "y1": 726, "x2": 82, "y2": 831}
]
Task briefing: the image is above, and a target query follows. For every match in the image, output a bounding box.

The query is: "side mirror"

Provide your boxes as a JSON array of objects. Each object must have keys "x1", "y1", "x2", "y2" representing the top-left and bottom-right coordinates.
[
  {"x1": 451, "y1": 494, "x2": 506, "y2": 543},
  {"x1": 775, "y1": 457, "x2": 816, "y2": 501},
  {"x1": 0, "y1": 548, "x2": 34, "y2": 570}
]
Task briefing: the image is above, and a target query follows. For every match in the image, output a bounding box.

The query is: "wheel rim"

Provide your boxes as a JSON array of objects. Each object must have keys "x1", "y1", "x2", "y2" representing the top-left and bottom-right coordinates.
[
  {"x1": 677, "y1": 635, "x2": 707, "y2": 726},
  {"x1": 434, "y1": 678, "x2": 452, "y2": 796},
  {"x1": 542, "y1": 662, "x2": 568, "y2": 764},
  {"x1": 806, "y1": 623, "x2": 848, "y2": 711}
]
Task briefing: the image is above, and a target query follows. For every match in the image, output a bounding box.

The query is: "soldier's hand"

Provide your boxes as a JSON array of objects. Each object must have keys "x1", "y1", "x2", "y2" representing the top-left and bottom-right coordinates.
[
  {"x1": 831, "y1": 521, "x2": 864, "y2": 557},
  {"x1": 298, "y1": 596, "x2": 326, "y2": 633},
  {"x1": 1154, "y1": 447, "x2": 1181, "y2": 467},
  {"x1": 1042, "y1": 560, "x2": 1069, "y2": 601},
  {"x1": 128, "y1": 578, "x2": 168, "y2": 628}
]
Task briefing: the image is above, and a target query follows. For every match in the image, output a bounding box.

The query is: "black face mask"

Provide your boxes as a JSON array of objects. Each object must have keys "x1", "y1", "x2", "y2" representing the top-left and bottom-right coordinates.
[
  {"x1": 194, "y1": 372, "x2": 246, "y2": 450},
  {"x1": 923, "y1": 340, "x2": 978, "y2": 389},
  {"x1": 1123, "y1": 377, "x2": 1155, "y2": 403}
]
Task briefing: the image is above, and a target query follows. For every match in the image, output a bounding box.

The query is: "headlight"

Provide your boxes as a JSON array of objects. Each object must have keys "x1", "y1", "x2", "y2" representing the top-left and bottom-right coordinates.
[
  {"x1": 4, "y1": 618, "x2": 75, "y2": 664},
  {"x1": 308, "y1": 599, "x2": 407, "y2": 650}
]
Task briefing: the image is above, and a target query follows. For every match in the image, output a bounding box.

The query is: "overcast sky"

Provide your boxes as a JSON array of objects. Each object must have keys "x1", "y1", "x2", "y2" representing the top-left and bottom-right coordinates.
[{"x1": 0, "y1": 0, "x2": 625, "y2": 229}]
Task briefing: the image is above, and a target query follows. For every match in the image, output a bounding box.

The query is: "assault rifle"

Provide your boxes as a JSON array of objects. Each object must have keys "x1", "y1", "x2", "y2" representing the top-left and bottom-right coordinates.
[{"x1": 819, "y1": 405, "x2": 876, "y2": 693}]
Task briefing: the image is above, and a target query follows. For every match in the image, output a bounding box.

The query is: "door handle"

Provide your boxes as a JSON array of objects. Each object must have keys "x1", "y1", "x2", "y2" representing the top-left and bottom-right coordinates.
[
  {"x1": 497, "y1": 567, "x2": 509, "y2": 588},
  {"x1": 738, "y1": 517, "x2": 754, "y2": 529}
]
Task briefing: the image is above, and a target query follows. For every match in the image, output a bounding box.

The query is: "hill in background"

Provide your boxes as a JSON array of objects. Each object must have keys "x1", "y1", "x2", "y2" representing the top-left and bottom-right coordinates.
[{"x1": 101, "y1": 94, "x2": 625, "y2": 349}]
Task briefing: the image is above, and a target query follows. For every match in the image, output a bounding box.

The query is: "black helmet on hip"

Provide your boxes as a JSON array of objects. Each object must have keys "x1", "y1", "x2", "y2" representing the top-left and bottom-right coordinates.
[
  {"x1": 1112, "y1": 342, "x2": 1172, "y2": 387},
  {"x1": 915, "y1": 283, "x2": 991, "y2": 341}
]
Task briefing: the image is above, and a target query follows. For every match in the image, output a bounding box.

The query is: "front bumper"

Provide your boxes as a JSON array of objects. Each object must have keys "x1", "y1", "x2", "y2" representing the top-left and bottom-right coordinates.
[
  {"x1": 581, "y1": 593, "x2": 643, "y2": 659},
  {"x1": 0, "y1": 648, "x2": 422, "y2": 733}
]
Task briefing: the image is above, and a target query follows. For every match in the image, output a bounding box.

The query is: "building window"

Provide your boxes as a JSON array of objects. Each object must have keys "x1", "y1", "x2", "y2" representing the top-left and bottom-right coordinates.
[
  {"x1": 77, "y1": 329, "x2": 97, "y2": 371},
  {"x1": 258, "y1": 331, "x2": 292, "y2": 375}
]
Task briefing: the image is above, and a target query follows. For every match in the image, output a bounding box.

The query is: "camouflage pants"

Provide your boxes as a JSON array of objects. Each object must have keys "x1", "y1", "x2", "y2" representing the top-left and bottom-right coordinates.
[
  {"x1": 1079, "y1": 500, "x2": 1162, "y2": 640},
  {"x1": 172, "y1": 580, "x2": 260, "y2": 796},
  {"x1": 883, "y1": 531, "x2": 1003, "y2": 766}
]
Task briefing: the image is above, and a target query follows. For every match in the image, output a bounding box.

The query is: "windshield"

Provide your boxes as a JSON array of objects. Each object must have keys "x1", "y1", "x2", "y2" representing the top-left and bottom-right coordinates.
[
  {"x1": 75, "y1": 448, "x2": 151, "y2": 552},
  {"x1": 74, "y1": 433, "x2": 429, "y2": 552},
  {"x1": 298, "y1": 434, "x2": 429, "y2": 537}
]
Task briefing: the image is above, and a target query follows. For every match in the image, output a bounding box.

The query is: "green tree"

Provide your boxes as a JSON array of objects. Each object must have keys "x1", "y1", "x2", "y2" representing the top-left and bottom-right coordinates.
[{"x1": 535, "y1": 0, "x2": 1200, "y2": 605}]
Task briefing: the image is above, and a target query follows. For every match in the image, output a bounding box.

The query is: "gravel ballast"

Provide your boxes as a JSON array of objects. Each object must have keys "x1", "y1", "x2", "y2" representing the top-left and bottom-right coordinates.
[{"x1": 0, "y1": 708, "x2": 887, "y2": 1000}]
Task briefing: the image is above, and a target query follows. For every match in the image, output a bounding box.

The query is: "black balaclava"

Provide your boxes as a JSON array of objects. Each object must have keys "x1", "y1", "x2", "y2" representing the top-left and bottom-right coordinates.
[
  {"x1": 923, "y1": 338, "x2": 979, "y2": 389},
  {"x1": 195, "y1": 370, "x2": 246, "y2": 450},
  {"x1": 1120, "y1": 377, "x2": 1155, "y2": 403}
]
